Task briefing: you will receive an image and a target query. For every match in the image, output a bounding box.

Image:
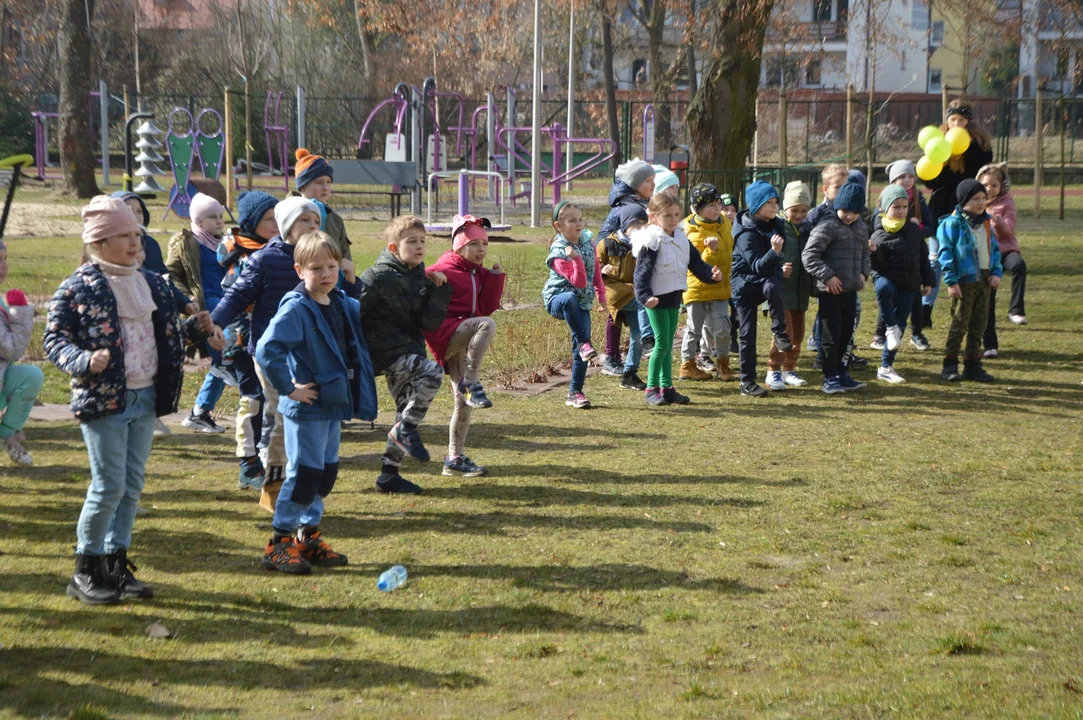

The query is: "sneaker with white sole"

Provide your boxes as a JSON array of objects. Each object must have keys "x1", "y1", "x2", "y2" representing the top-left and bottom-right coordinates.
[
  {"x1": 695, "y1": 355, "x2": 715, "y2": 374},
  {"x1": 1008, "y1": 314, "x2": 1027, "y2": 325},
  {"x1": 764, "y1": 370, "x2": 786, "y2": 391},
  {"x1": 443, "y1": 455, "x2": 488, "y2": 477},
  {"x1": 181, "y1": 410, "x2": 225, "y2": 434},
  {"x1": 600, "y1": 356, "x2": 623, "y2": 376},
  {"x1": 869, "y1": 335, "x2": 885, "y2": 350},
  {"x1": 821, "y1": 376, "x2": 845, "y2": 394},
  {"x1": 4, "y1": 435, "x2": 32, "y2": 466},
  {"x1": 566, "y1": 391, "x2": 591, "y2": 409},
  {"x1": 984, "y1": 348, "x2": 998, "y2": 359},
  {"x1": 152, "y1": 418, "x2": 172, "y2": 439},
  {"x1": 578, "y1": 343, "x2": 598, "y2": 362},
  {"x1": 877, "y1": 365, "x2": 906, "y2": 384},
  {"x1": 885, "y1": 325, "x2": 902, "y2": 352},
  {"x1": 910, "y1": 333, "x2": 930, "y2": 351},
  {"x1": 783, "y1": 371, "x2": 808, "y2": 387}
]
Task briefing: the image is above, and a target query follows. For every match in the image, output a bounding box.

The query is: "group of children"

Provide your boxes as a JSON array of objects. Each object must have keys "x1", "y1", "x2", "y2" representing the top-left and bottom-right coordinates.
[{"x1": 0, "y1": 102, "x2": 1027, "y2": 603}]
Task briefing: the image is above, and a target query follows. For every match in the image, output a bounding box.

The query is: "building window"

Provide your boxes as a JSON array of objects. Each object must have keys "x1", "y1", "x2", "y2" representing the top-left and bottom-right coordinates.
[
  {"x1": 813, "y1": 0, "x2": 832, "y2": 22},
  {"x1": 929, "y1": 68, "x2": 943, "y2": 92},
  {"x1": 911, "y1": 0, "x2": 928, "y2": 30},
  {"x1": 805, "y1": 59, "x2": 823, "y2": 86},
  {"x1": 930, "y1": 21, "x2": 944, "y2": 47},
  {"x1": 632, "y1": 59, "x2": 647, "y2": 86}
]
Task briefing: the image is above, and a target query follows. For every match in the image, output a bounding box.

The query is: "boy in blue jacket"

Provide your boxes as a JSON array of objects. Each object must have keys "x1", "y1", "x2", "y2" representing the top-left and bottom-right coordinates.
[
  {"x1": 938, "y1": 179, "x2": 1002, "y2": 383},
  {"x1": 255, "y1": 231, "x2": 377, "y2": 574}
]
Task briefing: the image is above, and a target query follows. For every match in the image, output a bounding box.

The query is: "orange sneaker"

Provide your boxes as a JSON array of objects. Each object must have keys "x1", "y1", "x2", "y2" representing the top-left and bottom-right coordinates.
[
  {"x1": 297, "y1": 527, "x2": 348, "y2": 567},
  {"x1": 261, "y1": 536, "x2": 312, "y2": 574}
]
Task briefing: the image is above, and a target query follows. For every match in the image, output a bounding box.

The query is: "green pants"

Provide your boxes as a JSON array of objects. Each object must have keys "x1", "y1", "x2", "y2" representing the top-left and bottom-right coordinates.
[
  {"x1": 945, "y1": 280, "x2": 990, "y2": 362},
  {"x1": 645, "y1": 306, "x2": 679, "y2": 389}
]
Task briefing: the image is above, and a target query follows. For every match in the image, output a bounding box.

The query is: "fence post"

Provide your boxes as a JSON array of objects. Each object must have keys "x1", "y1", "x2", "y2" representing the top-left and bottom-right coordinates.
[
  {"x1": 752, "y1": 96, "x2": 759, "y2": 174},
  {"x1": 224, "y1": 86, "x2": 233, "y2": 211},
  {"x1": 100, "y1": 79, "x2": 110, "y2": 186},
  {"x1": 779, "y1": 92, "x2": 787, "y2": 170},
  {"x1": 941, "y1": 83, "x2": 949, "y2": 119},
  {"x1": 845, "y1": 84, "x2": 853, "y2": 162},
  {"x1": 296, "y1": 85, "x2": 306, "y2": 150},
  {"x1": 1059, "y1": 94, "x2": 1065, "y2": 221},
  {"x1": 1034, "y1": 87, "x2": 1042, "y2": 219}
]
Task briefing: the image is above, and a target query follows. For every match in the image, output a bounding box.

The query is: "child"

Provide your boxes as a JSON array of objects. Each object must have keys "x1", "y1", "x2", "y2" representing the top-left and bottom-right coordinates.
[
  {"x1": 652, "y1": 166, "x2": 680, "y2": 199},
  {"x1": 255, "y1": 231, "x2": 377, "y2": 574},
  {"x1": 212, "y1": 196, "x2": 323, "y2": 512},
  {"x1": 423, "y1": 215, "x2": 505, "y2": 477},
  {"x1": 720, "y1": 192, "x2": 740, "y2": 356},
  {"x1": 217, "y1": 190, "x2": 278, "y2": 490},
  {"x1": 765, "y1": 181, "x2": 813, "y2": 390},
  {"x1": 360, "y1": 215, "x2": 451, "y2": 493},
  {"x1": 597, "y1": 204, "x2": 649, "y2": 391},
  {"x1": 871, "y1": 160, "x2": 937, "y2": 350},
  {"x1": 719, "y1": 193, "x2": 738, "y2": 225},
  {"x1": 802, "y1": 181, "x2": 870, "y2": 394},
  {"x1": 632, "y1": 193, "x2": 722, "y2": 406},
  {"x1": 729, "y1": 180, "x2": 794, "y2": 398},
  {"x1": 978, "y1": 162, "x2": 1024, "y2": 358},
  {"x1": 806, "y1": 164, "x2": 849, "y2": 228},
  {"x1": 938, "y1": 179, "x2": 1002, "y2": 382},
  {"x1": 167, "y1": 193, "x2": 229, "y2": 434},
  {"x1": 679, "y1": 183, "x2": 735, "y2": 382},
  {"x1": 291, "y1": 149, "x2": 353, "y2": 264},
  {"x1": 45, "y1": 196, "x2": 216, "y2": 604},
  {"x1": 869, "y1": 185, "x2": 935, "y2": 384},
  {"x1": 0, "y1": 240, "x2": 43, "y2": 465},
  {"x1": 544, "y1": 202, "x2": 606, "y2": 409},
  {"x1": 113, "y1": 191, "x2": 193, "y2": 312}
]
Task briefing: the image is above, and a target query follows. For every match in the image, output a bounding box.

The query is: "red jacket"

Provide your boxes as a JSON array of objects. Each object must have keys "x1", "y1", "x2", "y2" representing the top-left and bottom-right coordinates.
[{"x1": 424, "y1": 250, "x2": 506, "y2": 365}]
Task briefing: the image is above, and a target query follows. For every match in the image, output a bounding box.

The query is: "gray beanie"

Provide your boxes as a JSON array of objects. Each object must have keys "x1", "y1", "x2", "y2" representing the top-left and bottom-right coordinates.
[
  {"x1": 887, "y1": 159, "x2": 917, "y2": 183},
  {"x1": 615, "y1": 158, "x2": 656, "y2": 190}
]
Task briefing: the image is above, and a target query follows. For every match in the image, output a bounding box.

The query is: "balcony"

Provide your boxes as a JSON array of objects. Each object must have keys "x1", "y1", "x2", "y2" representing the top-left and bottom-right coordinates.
[{"x1": 766, "y1": 21, "x2": 847, "y2": 44}]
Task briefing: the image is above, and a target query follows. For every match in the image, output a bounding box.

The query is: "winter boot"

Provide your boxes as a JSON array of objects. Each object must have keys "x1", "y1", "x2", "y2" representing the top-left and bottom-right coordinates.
[
  {"x1": 259, "y1": 465, "x2": 284, "y2": 514},
  {"x1": 678, "y1": 359, "x2": 712, "y2": 381},
  {"x1": 103, "y1": 548, "x2": 154, "y2": 599},
  {"x1": 715, "y1": 356, "x2": 736, "y2": 382},
  {"x1": 66, "y1": 554, "x2": 121, "y2": 605}
]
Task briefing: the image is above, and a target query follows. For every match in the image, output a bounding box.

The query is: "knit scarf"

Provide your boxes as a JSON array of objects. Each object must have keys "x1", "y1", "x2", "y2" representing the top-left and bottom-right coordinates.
[
  {"x1": 880, "y1": 215, "x2": 907, "y2": 234},
  {"x1": 961, "y1": 210, "x2": 988, "y2": 229},
  {"x1": 92, "y1": 258, "x2": 155, "y2": 320},
  {"x1": 192, "y1": 226, "x2": 222, "y2": 253}
]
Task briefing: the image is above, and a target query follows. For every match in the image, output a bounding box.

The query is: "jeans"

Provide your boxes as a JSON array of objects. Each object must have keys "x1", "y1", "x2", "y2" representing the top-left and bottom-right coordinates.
[
  {"x1": 645, "y1": 306, "x2": 679, "y2": 388},
  {"x1": 816, "y1": 292, "x2": 857, "y2": 378},
  {"x1": 638, "y1": 304, "x2": 654, "y2": 342},
  {"x1": 275, "y1": 417, "x2": 340, "y2": 534},
  {"x1": 0, "y1": 364, "x2": 44, "y2": 438},
  {"x1": 874, "y1": 276, "x2": 914, "y2": 367},
  {"x1": 195, "y1": 347, "x2": 225, "y2": 413},
  {"x1": 619, "y1": 302, "x2": 644, "y2": 372},
  {"x1": 984, "y1": 251, "x2": 1026, "y2": 350},
  {"x1": 76, "y1": 387, "x2": 157, "y2": 555},
  {"x1": 922, "y1": 257, "x2": 942, "y2": 307},
  {"x1": 735, "y1": 278, "x2": 788, "y2": 383},
  {"x1": 549, "y1": 292, "x2": 592, "y2": 394}
]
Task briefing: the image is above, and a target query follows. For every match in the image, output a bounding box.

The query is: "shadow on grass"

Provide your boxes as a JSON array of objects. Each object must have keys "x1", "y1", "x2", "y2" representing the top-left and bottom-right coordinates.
[
  {"x1": 484, "y1": 465, "x2": 808, "y2": 488},
  {"x1": 423, "y1": 482, "x2": 767, "y2": 509}
]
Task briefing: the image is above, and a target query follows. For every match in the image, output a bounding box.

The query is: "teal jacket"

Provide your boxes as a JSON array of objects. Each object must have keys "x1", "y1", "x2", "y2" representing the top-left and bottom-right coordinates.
[
  {"x1": 256, "y1": 286, "x2": 378, "y2": 422},
  {"x1": 936, "y1": 208, "x2": 1003, "y2": 287}
]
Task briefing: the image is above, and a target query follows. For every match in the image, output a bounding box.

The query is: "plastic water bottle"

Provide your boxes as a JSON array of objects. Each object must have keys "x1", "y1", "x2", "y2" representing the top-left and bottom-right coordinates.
[{"x1": 377, "y1": 565, "x2": 408, "y2": 592}]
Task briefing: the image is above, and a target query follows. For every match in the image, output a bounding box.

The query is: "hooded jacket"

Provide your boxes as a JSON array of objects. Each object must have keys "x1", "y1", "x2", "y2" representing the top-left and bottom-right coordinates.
[
  {"x1": 936, "y1": 208, "x2": 1003, "y2": 286},
  {"x1": 729, "y1": 210, "x2": 786, "y2": 302},
  {"x1": 681, "y1": 213, "x2": 733, "y2": 303},
  {"x1": 869, "y1": 215, "x2": 936, "y2": 292},
  {"x1": 0, "y1": 296, "x2": 34, "y2": 403},
  {"x1": 423, "y1": 250, "x2": 505, "y2": 365},
  {"x1": 599, "y1": 180, "x2": 649, "y2": 237},
  {"x1": 359, "y1": 249, "x2": 452, "y2": 374},
  {"x1": 781, "y1": 217, "x2": 813, "y2": 311},
  {"x1": 985, "y1": 191, "x2": 1019, "y2": 255},
  {"x1": 596, "y1": 229, "x2": 638, "y2": 321},
  {"x1": 802, "y1": 213, "x2": 872, "y2": 295}
]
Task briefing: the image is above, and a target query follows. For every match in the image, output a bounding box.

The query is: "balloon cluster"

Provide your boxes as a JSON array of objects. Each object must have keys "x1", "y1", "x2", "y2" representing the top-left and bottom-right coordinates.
[{"x1": 915, "y1": 125, "x2": 971, "y2": 180}]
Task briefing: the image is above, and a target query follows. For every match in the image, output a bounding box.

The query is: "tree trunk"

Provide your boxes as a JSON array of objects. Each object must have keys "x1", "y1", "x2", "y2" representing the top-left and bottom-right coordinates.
[
  {"x1": 686, "y1": 0, "x2": 698, "y2": 96},
  {"x1": 687, "y1": 0, "x2": 775, "y2": 180},
  {"x1": 353, "y1": 0, "x2": 375, "y2": 79},
  {"x1": 600, "y1": 2, "x2": 622, "y2": 167},
  {"x1": 646, "y1": 0, "x2": 672, "y2": 149},
  {"x1": 58, "y1": 0, "x2": 100, "y2": 197}
]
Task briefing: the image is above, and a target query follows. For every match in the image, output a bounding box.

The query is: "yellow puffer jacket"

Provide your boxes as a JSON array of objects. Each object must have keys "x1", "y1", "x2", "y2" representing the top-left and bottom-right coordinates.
[{"x1": 682, "y1": 213, "x2": 733, "y2": 303}]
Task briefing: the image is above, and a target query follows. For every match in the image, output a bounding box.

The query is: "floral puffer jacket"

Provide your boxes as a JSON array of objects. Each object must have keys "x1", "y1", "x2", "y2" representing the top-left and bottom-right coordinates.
[{"x1": 44, "y1": 263, "x2": 207, "y2": 422}]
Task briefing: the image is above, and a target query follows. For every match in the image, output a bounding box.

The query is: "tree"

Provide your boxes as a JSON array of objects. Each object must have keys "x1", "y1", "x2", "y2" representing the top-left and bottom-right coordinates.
[
  {"x1": 598, "y1": 0, "x2": 623, "y2": 167},
  {"x1": 687, "y1": 0, "x2": 775, "y2": 173},
  {"x1": 58, "y1": 0, "x2": 99, "y2": 197}
]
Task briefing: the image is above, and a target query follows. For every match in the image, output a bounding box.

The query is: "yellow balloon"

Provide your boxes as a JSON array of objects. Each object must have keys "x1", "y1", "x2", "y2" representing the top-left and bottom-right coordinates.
[
  {"x1": 945, "y1": 127, "x2": 971, "y2": 156},
  {"x1": 924, "y1": 137, "x2": 952, "y2": 164},
  {"x1": 917, "y1": 125, "x2": 943, "y2": 150},
  {"x1": 916, "y1": 156, "x2": 943, "y2": 181}
]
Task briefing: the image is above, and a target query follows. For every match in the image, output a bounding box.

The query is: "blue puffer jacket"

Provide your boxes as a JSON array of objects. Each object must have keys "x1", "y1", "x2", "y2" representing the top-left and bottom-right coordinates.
[
  {"x1": 729, "y1": 210, "x2": 786, "y2": 302},
  {"x1": 44, "y1": 263, "x2": 207, "y2": 422},
  {"x1": 256, "y1": 286, "x2": 378, "y2": 422},
  {"x1": 937, "y1": 208, "x2": 1003, "y2": 286},
  {"x1": 599, "y1": 180, "x2": 648, "y2": 237}
]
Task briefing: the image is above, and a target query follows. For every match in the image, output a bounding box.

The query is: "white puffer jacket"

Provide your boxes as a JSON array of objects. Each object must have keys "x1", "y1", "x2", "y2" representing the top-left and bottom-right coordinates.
[{"x1": 0, "y1": 298, "x2": 36, "y2": 398}]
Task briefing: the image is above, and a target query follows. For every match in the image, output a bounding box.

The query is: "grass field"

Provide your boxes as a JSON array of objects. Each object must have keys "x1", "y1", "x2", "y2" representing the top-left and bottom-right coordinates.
[{"x1": 0, "y1": 184, "x2": 1081, "y2": 719}]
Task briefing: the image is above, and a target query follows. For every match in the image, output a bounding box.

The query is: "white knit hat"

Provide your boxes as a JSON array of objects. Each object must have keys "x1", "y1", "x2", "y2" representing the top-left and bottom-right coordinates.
[{"x1": 274, "y1": 196, "x2": 320, "y2": 240}]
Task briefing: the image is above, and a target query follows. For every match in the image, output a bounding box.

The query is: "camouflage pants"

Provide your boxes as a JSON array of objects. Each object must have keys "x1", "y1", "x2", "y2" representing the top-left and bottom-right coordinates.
[
  {"x1": 945, "y1": 279, "x2": 991, "y2": 362},
  {"x1": 382, "y1": 354, "x2": 445, "y2": 468}
]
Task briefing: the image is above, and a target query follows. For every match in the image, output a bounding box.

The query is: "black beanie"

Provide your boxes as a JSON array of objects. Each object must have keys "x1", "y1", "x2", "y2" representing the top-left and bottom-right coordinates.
[{"x1": 956, "y1": 179, "x2": 986, "y2": 208}]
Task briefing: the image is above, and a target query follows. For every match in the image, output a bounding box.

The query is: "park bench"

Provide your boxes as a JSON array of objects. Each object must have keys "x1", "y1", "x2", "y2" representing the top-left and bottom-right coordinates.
[{"x1": 327, "y1": 159, "x2": 417, "y2": 219}]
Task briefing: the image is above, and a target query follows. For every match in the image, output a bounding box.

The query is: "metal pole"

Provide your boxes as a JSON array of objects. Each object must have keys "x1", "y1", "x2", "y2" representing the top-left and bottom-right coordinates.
[
  {"x1": 566, "y1": 0, "x2": 575, "y2": 192},
  {"x1": 530, "y1": 0, "x2": 542, "y2": 227},
  {"x1": 296, "y1": 85, "x2": 306, "y2": 149},
  {"x1": 225, "y1": 86, "x2": 234, "y2": 211},
  {"x1": 845, "y1": 83, "x2": 853, "y2": 162},
  {"x1": 1035, "y1": 87, "x2": 1042, "y2": 219},
  {"x1": 779, "y1": 92, "x2": 788, "y2": 170},
  {"x1": 487, "y1": 91, "x2": 496, "y2": 199},
  {"x1": 100, "y1": 79, "x2": 110, "y2": 185}
]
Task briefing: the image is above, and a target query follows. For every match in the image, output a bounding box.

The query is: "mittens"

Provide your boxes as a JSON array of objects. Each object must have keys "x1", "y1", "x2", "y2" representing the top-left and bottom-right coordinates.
[{"x1": 5, "y1": 289, "x2": 27, "y2": 307}]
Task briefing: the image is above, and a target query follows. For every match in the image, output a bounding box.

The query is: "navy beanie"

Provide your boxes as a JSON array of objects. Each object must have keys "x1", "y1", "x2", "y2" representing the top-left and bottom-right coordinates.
[
  {"x1": 834, "y1": 181, "x2": 865, "y2": 213},
  {"x1": 956, "y1": 179, "x2": 986, "y2": 208},
  {"x1": 618, "y1": 203, "x2": 649, "y2": 233},
  {"x1": 237, "y1": 191, "x2": 278, "y2": 236},
  {"x1": 745, "y1": 180, "x2": 779, "y2": 216},
  {"x1": 847, "y1": 169, "x2": 867, "y2": 188},
  {"x1": 294, "y1": 149, "x2": 334, "y2": 190}
]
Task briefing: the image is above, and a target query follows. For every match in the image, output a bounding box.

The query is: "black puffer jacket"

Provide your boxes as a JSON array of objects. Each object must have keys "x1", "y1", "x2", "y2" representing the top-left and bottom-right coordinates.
[{"x1": 869, "y1": 215, "x2": 936, "y2": 292}]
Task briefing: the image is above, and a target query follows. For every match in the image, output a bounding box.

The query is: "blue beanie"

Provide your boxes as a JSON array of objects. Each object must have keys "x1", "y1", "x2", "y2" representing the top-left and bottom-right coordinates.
[
  {"x1": 847, "y1": 169, "x2": 867, "y2": 188},
  {"x1": 834, "y1": 181, "x2": 866, "y2": 213},
  {"x1": 237, "y1": 191, "x2": 278, "y2": 236},
  {"x1": 745, "y1": 180, "x2": 779, "y2": 216},
  {"x1": 618, "y1": 203, "x2": 649, "y2": 233}
]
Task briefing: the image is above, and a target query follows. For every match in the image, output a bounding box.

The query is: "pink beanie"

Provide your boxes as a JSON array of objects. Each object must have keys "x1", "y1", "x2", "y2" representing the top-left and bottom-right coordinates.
[
  {"x1": 81, "y1": 195, "x2": 140, "y2": 244},
  {"x1": 189, "y1": 193, "x2": 224, "y2": 231},
  {"x1": 451, "y1": 214, "x2": 490, "y2": 251}
]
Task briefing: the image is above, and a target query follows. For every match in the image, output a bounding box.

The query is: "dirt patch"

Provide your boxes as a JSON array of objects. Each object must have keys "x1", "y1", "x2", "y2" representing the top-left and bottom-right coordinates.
[{"x1": 4, "y1": 201, "x2": 84, "y2": 238}]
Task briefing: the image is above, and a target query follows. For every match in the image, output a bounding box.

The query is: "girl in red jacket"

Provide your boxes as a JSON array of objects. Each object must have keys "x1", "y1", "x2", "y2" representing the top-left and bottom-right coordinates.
[{"x1": 425, "y1": 215, "x2": 506, "y2": 477}]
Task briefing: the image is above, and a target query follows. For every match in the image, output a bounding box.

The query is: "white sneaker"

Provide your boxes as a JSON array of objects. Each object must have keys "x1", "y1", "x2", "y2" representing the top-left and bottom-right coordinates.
[
  {"x1": 153, "y1": 418, "x2": 172, "y2": 439},
  {"x1": 984, "y1": 348, "x2": 998, "y2": 359},
  {"x1": 877, "y1": 366, "x2": 906, "y2": 384},
  {"x1": 783, "y1": 371, "x2": 808, "y2": 387},
  {"x1": 1008, "y1": 314, "x2": 1027, "y2": 325},
  {"x1": 885, "y1": 325, "x2": 902, "y2": 352},
  {"x1": 764, "y1": 370, "x2": 786, "y2": 391},
  {"x1": 4, "y1": 435, "x2": 32, "y2": 466}
]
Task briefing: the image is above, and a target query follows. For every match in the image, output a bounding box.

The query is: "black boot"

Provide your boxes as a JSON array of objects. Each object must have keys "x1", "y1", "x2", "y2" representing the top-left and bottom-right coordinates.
[
  {"x1": 963, "y1": 358, "x2": 995, "y2": 383},
  {"x1": 104, "y1": 548, "x2": 154, "y2": 599},
  {"x1": 67, "y1": 554, "x2": 122, "y2": 605},
  {"x1": 941, "y1": 357, "x2": 961, "y2": 382}
]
